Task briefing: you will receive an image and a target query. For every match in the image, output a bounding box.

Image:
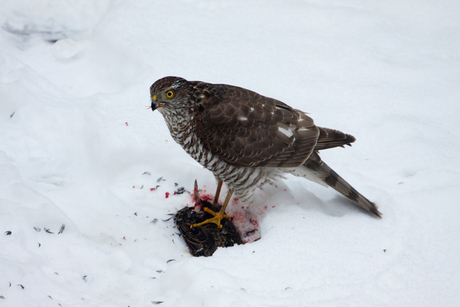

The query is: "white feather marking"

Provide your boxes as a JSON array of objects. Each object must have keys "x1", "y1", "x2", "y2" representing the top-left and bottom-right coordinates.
[
  {"x1": 278, "y1": 126, "x2": 294, "y2": 138},
  {"x1": 207, "y1": 156, "x2": 219, "y2": 167},
  {"x1": 298, "y1": 127, "x2": 310, "y2": 131},
  {"x1": 171, "y1": 80, "x2": 183, "y2": 89},
  {"x1": 184, "y1": 134, "x2": 193, "y2": 145},
  {"x1": 238, "y1": 116, "x2": 248, "y2": 121}
]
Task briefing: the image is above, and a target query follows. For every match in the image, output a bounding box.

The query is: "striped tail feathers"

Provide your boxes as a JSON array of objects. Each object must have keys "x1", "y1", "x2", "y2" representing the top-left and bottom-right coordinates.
[
  {"x1": 303, "y1": 152, "x2": 382, "y2": 218},
  {"x1": 314, "y1": 127, "x2": 356, "y2": 151}
]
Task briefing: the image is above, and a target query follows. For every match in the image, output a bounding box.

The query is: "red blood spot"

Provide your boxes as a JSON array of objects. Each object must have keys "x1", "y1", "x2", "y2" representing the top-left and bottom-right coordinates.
[
  {"x1": 150, "y1": 188, "x2": 155, "y2": 191},
  {"x1": 125, "y1": 122, "x2": 129, "y2": 126},
  {"x1": 165, "y1": 192, "x2": 170, "y2": 198},
  {"x1": 133, "y1": 186, "x2": 135, "y2": 189},
  {"x1": 241, "y1": 206, "x2": 245, "y2": 209},
  {"x1": 174, "y1": 192, "x2": 176, "y2": 195},
  {"x1": 123, "y1": 236, "x2": 126, "y2": 240},
  {"x1": 284, "y1": 189, "x2": 287, "y2": 191},
  {"x1": 272, "y1": 205, "x2": 275, "y2": 208},
  {"x1": 199, "y1": 193, "x2": 214, "y2": 203}
]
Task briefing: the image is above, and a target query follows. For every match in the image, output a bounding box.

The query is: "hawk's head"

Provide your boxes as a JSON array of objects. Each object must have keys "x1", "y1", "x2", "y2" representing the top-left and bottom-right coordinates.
[{"x1": 150, "y1": 76, "x2": 189, "y2": 113}]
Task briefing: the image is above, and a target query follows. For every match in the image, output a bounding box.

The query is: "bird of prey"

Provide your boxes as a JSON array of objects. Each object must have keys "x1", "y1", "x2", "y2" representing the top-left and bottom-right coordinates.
[{"x1": 150, "y1": 76, "x2": 381, "y2": 228}]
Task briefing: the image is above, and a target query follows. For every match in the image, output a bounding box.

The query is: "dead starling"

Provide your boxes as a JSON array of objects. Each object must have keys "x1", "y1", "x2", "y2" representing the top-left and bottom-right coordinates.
[{"x1": 174, "y1": 180, "x2": 242, "y2": 257}]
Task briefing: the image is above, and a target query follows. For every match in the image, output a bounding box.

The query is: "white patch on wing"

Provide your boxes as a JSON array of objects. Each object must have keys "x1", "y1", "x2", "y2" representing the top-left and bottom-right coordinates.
[
  {"x1": 238, "y1": 116, "x2": 248, "y2": 121},
  {"x1": 278, "y1": 126, "x2": 294, "y2": 138},
  {"x1": 298, "y1": 127, "x2": 310, "y2": 131}
]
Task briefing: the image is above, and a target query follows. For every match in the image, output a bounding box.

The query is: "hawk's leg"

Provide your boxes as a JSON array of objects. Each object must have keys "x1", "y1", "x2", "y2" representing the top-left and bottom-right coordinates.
[
  {"x1": 212, "y1": 180, "x2": 223, "y2": 205},
  {"x1": 191, "y1": 189, "x2": 233, "y2": 229}
]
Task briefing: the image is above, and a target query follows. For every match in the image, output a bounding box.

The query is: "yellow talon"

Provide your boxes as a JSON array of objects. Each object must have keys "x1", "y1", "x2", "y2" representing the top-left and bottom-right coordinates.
[
  {"x1": 203, "y1": 207, "x2": 231, "y2": 220},
  {"x1": 191, "y1": 207, "x2": 231, "y2": 229},
  {"x1": 191, "y1": 186, "x2": 233, "y2": 229}
]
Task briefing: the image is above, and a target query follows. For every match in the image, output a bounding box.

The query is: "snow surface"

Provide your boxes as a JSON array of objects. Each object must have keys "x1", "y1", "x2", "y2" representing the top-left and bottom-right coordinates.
[{"x1": 1, "y1": 0, "x2": 459, "y2": 306}]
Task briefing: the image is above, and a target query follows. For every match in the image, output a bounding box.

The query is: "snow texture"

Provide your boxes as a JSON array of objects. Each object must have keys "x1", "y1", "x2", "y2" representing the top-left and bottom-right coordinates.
[{"x1": 1, "y1": 0, "x2": 459, "y2": 306}]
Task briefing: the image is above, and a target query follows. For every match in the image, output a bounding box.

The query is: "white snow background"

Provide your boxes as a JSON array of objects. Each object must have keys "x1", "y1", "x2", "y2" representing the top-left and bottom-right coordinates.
[{"x1": 1, "y1": 0, "x2": 459, "y2": 306}]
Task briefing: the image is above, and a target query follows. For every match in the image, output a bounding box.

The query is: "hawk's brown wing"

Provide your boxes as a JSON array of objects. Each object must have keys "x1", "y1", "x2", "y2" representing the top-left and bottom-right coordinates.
[{"x1": 193, "y1": 83, "x2": 320, "y2": 168}]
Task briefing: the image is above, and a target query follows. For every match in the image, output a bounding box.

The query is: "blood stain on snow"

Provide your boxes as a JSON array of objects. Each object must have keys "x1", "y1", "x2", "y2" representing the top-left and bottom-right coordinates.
[
  {"x1": 230, "y1": 209, "x2": 261, "y2": 244},
  {"x1": 249, "y1": 218, "x2": 259, "y2": 229},
  {"x1": 125, "y1": 122, "x2": 129, "y2": 126},
  {"x1": 200, "y1": 193, "x2": 215, "y2": 203},
  {"x1": 165, "y1": 192, "x2": 170, "y2": 198}
]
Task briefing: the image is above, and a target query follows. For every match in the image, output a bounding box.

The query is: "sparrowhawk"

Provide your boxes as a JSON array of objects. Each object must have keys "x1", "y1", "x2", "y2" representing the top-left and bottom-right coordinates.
[{"x1": 150, "y1": 76, "x2": 381, "y2": 228}]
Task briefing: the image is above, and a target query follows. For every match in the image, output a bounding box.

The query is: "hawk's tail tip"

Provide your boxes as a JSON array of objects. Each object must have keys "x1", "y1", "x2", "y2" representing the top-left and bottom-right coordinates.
[{"x1": 370, "y1": 203, "x2": 382, "y2": 219}]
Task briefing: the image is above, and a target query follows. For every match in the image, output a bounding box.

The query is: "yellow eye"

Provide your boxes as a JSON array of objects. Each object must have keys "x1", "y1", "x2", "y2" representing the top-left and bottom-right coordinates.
[{"x1": 165, "y1": 90, "x2": 174, "y2": 98}]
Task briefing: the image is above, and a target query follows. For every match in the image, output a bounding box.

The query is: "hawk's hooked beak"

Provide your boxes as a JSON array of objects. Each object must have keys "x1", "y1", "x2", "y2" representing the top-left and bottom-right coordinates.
[{"x1": 151, "y1": 95, "x2": 160, "y2": 111}]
